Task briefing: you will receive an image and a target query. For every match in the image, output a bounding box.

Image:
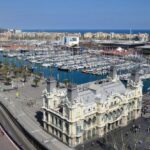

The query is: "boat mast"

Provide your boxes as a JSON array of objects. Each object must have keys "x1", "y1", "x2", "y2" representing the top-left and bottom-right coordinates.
[{"x1": 129, "y1": 28, "x2": 132, "y2": 41}]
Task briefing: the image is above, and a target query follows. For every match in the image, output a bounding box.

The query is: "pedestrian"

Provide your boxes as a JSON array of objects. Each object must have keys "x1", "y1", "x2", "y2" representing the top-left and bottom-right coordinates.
[
  {"x1": 16, "y1": 91, "x2": 20, "y2": 98},
  {"x1": 125, "y1": 132, "x2": 128, "y2": 136},
  {"x1": 138, "y1": 125, "x2": 141, "y2": 132}
]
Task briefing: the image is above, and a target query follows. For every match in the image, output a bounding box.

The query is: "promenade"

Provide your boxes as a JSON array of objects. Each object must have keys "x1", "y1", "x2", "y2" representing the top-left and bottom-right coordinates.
[{"x1": 0, "y1": 78, "x2": 73, "y2": 150}]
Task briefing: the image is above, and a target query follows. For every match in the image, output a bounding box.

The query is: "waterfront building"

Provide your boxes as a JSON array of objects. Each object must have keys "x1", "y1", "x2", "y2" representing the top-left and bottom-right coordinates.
[
  {"x1": 42, "y1": 67, "x2": 143, "y2": 147},
  {"x1": 62, "y1": 35, "x2": 79, "y2": 47},
  {"x1": 136, "y1": 45, "x2": 150, "y2": 55},
  {"x1": 83, "y1": 32, "x2": 93, "y2": 39}
]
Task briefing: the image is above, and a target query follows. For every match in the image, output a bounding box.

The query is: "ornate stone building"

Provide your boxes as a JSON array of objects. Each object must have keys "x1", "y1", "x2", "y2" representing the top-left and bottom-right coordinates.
[{"x1": 42, "y1": 68, "x2": 143, "y2": 147}]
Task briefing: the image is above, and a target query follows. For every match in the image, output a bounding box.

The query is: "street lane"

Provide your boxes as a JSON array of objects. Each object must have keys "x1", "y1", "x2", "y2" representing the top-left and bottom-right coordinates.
[{"x1": 0, "y1": 105, "x2": 37, "y2": 150}]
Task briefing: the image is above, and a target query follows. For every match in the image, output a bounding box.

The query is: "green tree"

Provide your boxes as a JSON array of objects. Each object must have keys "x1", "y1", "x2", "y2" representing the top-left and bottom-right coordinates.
[
  {"x1": 63, "y1": 79, "x2": 70, "y2": 86},
  {"x1": 4, "y1": 76, "x2": 12, "y2": 85},
  {"x1": 0, "y1": 61, "x2": 2, "y2": 68},
  {"x1": 32, "y1": 76, "x2": 40, "y2": 87}
]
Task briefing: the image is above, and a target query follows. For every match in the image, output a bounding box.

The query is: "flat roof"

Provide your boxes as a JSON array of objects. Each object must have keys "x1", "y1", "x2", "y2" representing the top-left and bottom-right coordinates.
[
  {"x1": 94, "y1": 40, "x2": 147, "y2": 46},
  {"x1": 137, "y1": 45, "x2": 150, "y2": 49}
]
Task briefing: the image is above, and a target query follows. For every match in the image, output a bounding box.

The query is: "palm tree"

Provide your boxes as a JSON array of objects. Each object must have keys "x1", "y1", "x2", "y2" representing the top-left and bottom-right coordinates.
[
  {"x1": 1, "y1": 65, "x2": 9, "y2": 76},
  {"x1": 63, "y1": 79, "x2": 70, "y2": 86},
  {"x1": 20, "y1": 66, "x2": 32, "y2": 82},
  {"x1": 32, "y1": 76, "x2": 40, "y2": 87},
  {"x1": 0, "y1": 61, "x2": 2, "y2": 68},
  {"x1": 22, "y1": 72, "x2": 27, "y2": 82},
  {"x1": 4, "y1": 76, "x2": 12, "y2": 85}
]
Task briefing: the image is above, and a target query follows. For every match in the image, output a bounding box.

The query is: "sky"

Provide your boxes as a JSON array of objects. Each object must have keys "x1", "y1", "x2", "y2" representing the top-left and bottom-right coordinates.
[{"x1": 0, "y1": 0, "x2": 150, "y2": 29}]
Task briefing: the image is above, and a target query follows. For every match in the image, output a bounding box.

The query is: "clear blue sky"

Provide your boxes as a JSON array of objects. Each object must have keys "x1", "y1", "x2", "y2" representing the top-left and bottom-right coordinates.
[{"x1": 0, "y1": 0, "x2": 150, "y2": 29}]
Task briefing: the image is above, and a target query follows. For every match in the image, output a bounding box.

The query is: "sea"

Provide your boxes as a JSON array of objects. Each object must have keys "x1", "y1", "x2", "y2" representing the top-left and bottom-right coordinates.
[{"x1": 23, "y1": 29, "x2": 150, "y2": 34}]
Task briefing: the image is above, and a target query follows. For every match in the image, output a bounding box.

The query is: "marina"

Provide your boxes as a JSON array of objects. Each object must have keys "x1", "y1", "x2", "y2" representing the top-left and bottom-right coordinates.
[
  {"x1": 1, "y1": 47, "x2": 150, "y2": 93},
  {"x1": 1, "y1": 0, "x2": 150, "y2": 149}
]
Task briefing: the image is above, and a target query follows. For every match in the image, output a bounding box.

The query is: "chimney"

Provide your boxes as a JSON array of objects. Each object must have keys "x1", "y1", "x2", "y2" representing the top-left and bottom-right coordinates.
[
  {"x1": 131, "y1": 69, "x2": 140, "y2": 84},
  {"x1": 46, "y1": 77, "x2": 56, "y2": 93},
  {"x1": 67, "y1": 84, "x2": 78, "y2": 102},
  {"x1": 110, "y1": 66, "x2": 117, "y2": 81}
]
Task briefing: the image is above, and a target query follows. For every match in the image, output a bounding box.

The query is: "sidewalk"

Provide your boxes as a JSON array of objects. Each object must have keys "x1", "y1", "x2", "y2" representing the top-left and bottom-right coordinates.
[{"x1": 0, "y1": 81, "x2": 73, "y2": 150}]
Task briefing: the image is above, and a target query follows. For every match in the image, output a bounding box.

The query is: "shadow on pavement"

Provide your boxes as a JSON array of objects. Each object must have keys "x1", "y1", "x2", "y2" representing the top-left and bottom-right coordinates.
[{"x1": 35, "y1": 111, "x2": 43, "y2": 126}]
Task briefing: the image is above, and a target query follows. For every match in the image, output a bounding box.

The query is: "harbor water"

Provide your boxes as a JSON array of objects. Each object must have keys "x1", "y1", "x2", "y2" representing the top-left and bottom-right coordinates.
[{"x1": 0, "y1": 52, "x2": 150, "y2": 93}]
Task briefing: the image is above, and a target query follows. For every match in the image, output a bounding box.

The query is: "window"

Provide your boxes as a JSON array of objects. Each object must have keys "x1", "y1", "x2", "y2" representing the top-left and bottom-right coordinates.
[
  {"x1": 60, "y1": 132, "x2": 62, "y2": 139},
  {"x1": 59, "y1": 120, "x2": 62, "y2": 129},
  {"x1": 93, "y1": 117, "x2": 96, "y2": 123},
  {"x1": 56, "y1": 130, "x2": 58, "y2": 136},
  {"x1": 52, "y1": 115, "x2": 54, "y2": 124},
  {"x1": 65, "y1": 123, "x2": 69, "y2": 133},
  {"x1": 52, "y1": 127, "x2": 54, "y2": 134},
  {"x1": 76, "y1": 137, "x2": 80, "y2": 143},
  {"x1": 111, "y1": 102, "x2": 113, "y2": 106},
  {"x1": 76, "y1": 125, "x2": 81, "y2": 134},
  {"x1": 56, "y1": 118, "x2": 58, "y2": 126},
  {"x1": 45, "y1": 112, "x2": 48, "y2": 122},
  {"x1": 54, "y1": 100, "x2": 56, "y2": 107},
  {"x1": 84, "y1": 120, "x2": 87, "y2": 128},
  {"x1": 66, "y1": 136, "x2": 69, "y2": 144}
]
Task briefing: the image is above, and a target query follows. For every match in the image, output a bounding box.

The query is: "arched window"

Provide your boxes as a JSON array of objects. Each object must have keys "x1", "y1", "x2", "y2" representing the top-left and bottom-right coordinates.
[
  {"x1": 88, "y1": 130, "x2": 91, "y2": 139},
  {"x1": 54, "y1": 100, "x2": 56, "y2": 107},
  {"x1": 88, "y1": 118, "x2": 92, "y2": 125},
  {"x1": 92, "y1": 116, "x2": 96, "y2": 123},
  {"x1": 84, "y1": 120, "x2": 87, "y2": 128},
  {"x1": 92, "y1": 128, "x2": 96, "y2": 137}
]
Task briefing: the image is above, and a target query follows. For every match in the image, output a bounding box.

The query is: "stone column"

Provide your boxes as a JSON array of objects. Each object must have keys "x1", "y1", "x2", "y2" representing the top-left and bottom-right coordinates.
[
  {"x1": 48, "y1": 113, "x2": 51, "y2": 123},
  {"x1": 43, "y1": 111, "x2": 47, "y2": 130},
  {"x1": 72, "y1": 137, "x2": 76, "y2": 147},
  {"x1": 98, "y1": 127, "x2": 104, "y2": 137},
  {"x1": 43, "y1": 110, "x2": 46, "y2": 122},
  {"x1": 63, "y1": 134, "x2": 66, "y2": 143},
  {"x1": 48, "y1": 125, "x2": 52, "y2": 133},
  {"x1": 68, "y1": 138, "x2": 72, "y2": 147},
  {"x1": 43, "y1": 98, "x2": 45, "y2": 108},
  {"x1": 121, "y1": 116, "x2": 127, "y2": 126},
  {"x1": 43, "y1": 122, "x2": 47, "y2": 130},
  {"x1": 62, "y1": 121, "x2": 66, "y2": 133}
]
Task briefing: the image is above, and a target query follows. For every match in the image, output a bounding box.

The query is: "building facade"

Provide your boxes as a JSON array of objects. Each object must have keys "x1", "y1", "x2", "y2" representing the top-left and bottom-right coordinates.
[
  {"x1": 42, "y1": 68, "x2": 143, "y2": 147},
  {"x1": 62, "y1": 35, "x2": 79, "y2": 47}
]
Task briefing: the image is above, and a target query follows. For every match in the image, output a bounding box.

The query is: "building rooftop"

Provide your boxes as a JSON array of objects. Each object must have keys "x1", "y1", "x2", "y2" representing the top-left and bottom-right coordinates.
[
  {"x1": 76, "y1": 80, "x2": 126, "y2": 105},
  {"x1": 137, "y1": 45, "x2": 150, "y2": 49}
]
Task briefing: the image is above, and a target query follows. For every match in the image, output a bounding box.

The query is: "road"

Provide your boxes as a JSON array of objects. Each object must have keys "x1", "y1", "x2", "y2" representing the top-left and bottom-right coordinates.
[
  {"x1": 0, "y1": 105, "x2": 37, "y2": 150},
  {"x1": 0, "y1": 80, "x2": 73, "y2": 150}
]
